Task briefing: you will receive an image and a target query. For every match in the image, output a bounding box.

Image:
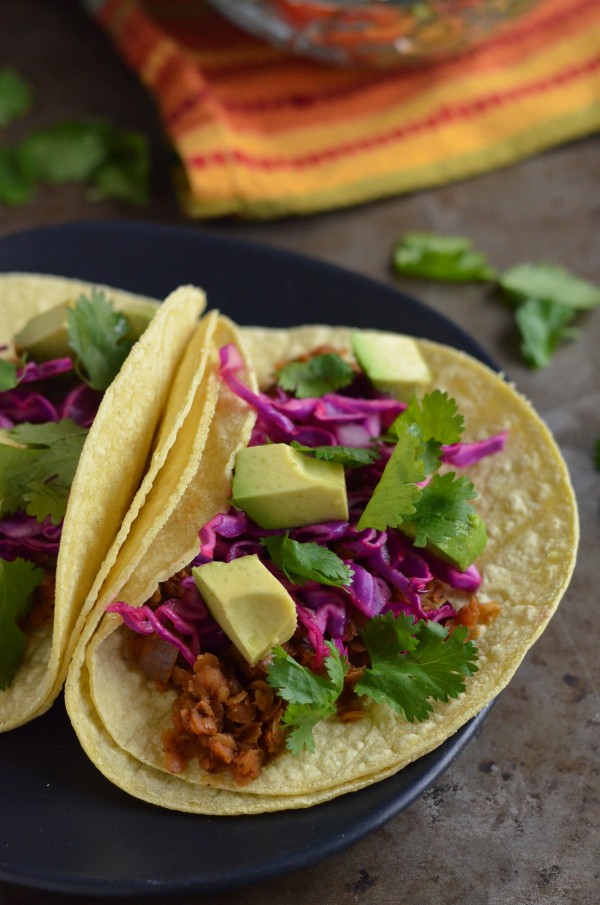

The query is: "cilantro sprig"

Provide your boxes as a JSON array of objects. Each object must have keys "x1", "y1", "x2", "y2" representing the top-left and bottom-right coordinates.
[
  {"x1": 0, "y1": 557, "x2": 44, "y2": 690},
  {"x1": 358, "y1": 391, "x2": 479, "y2": 547},
  {"x1": 355, "y1": 613, "x2": 478, "y2": 722},
  {"x1": 276, "y1": 352, "x2": 354, "y2": 399},
  {"x1": 0, "y1": 359, "x2": 19, "y2": 391},
  {"x1": 0, "y1": 420, "x2": 88, "y2": 524},
  {"x1": 393, "y1": 232, "x2": 496, "y2": 282},
  {"x1": 392, "y1": 231, "x2": 600, "y2": 369},
  {"x1": 267, "y1": 615, "x2": 478, "y2": 753},
  {"x1": 0, "y1": 69, "x2": 150, "y2": 207},
  {"x1": 290, "y1": 440, "x2": 380, "y2": 468},
  {"x1": 267, "y1": 642, "x2": 348, "y2": 754},
  {"x1": 262, "y1": 534, "x2": 353, "y2": 587},
  {"x1": 67, "y1": 290, "x2": 135, "y2": 391}
]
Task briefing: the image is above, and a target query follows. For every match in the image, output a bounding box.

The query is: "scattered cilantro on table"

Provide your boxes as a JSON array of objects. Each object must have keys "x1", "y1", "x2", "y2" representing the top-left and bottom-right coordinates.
[
  {"x1": 0, "y1": 68, "x2": 32, "y2": 128},
  {"x1": 262, "y1": 534, "x2": 353, "y2": 588},
  {"x1": 594, "y1": 439, "x2": 600, "y2": 472},
  {"x1": 393, "y1": 232, "x2": 496, "y2": 282},
  {"x1": 0, "y1": 68, "x2": 150, "y2": 206},
  {"x1": 0, "y1": 558, "x2": 45, "y2": 691},
  {"x1": 392, "y1": 231, "x2": 600, "y2": 369},
  {"x1": 276, "y1": 352, "x2": 354, "y2": 398}
]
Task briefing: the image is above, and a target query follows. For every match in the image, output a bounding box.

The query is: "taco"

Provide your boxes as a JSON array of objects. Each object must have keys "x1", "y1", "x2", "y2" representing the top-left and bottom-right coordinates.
[
  {"x1": 0, "y1": 274, "x2": 210, "y2": 731},
  {"x1": 65, "y1": 322, "x2": 578, "y2": 814}
]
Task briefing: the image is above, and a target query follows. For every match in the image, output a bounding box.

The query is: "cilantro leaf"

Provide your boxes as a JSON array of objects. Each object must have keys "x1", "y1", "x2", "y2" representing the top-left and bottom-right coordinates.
[
  {"x1": 23, "y1": 481, "x2": 70, "y2": 526},
  {"x1": 276, "y1": 353, "x2": 354, "y2": 399},
  {"x1": 267, "y1": 642, "x2": 348, "y2": 753},
  {"x1": 499, "y1": 262, "x2": 600, "y2": 311},
  {"x1": 399, "y1": 391, "x2": 464, "y2": 446},
  {"x1": 355, "y1": 613, "x2": 478, "y2": 722},
  {"x1": 290, "y1": 440, "x2": 380, "y2": 468},
  {"x1": 357, "y1": 420, "x2": 424, "y2": 532},
  {"x1": 514, "y1": 298, "x2": 579, "y2": 369},
  {"x1": 8, "y1": 420, "x2": 88, "y2": 447},
  {"x1": 0, "y1": 359, "x2": 18, "y2": 391},
  {"x1": 0, "y1": 68, "x2": 33, "y2": 128},
  {"x1": 408, "y1": 472, "x2": 477, "y2": 548},
  {"x1": 0, "y1": 420, "x2": 88, "y2": 519},
  {"x1": 262, "y1": 534, "x2": 353, "y2": 587},
  {"x1": 0, "y1": 146, "x2": 35, "y2": 206},
  {"x1": 0, "y1": 558, "x2": 45, "y2": 690},
  {"x1": 67, "y1": 290, "x2": 133, "y2": 391},
  {"x1": 393, "y1": 232, "x2": 495, "y2": 282}
]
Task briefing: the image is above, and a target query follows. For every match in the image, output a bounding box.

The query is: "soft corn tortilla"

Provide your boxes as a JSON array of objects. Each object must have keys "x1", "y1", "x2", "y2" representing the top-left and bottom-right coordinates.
[
  {"x1": 0, "y1": 274, "x2": 208, "y2": 731},
  {"x1": 66, "y1": 325, "x2": 579, "y2": 814}
]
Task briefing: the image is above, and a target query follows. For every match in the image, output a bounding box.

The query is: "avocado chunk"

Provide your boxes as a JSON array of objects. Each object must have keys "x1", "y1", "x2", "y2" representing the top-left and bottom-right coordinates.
[
  {"x1": 13, "y1": 298, "x2": 157, "y2": 362},
  {"x1": 192, "y1": 555, "x2": 297, "y2": 666},
  {"x1": 232, "y1": 443, "x2": 348, "y2": 530},
  {"x1": 401, "y1": 511, "x2": 487, "y2": 572},
  {"x1": 352, "y1": 331, "x2": 432, "y2": 401}
]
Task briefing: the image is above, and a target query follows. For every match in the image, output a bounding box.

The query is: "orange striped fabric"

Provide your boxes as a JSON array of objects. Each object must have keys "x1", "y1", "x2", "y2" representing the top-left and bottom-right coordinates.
[{"x1": 89, "y1": 0, "x2": 600, "y2": 218}]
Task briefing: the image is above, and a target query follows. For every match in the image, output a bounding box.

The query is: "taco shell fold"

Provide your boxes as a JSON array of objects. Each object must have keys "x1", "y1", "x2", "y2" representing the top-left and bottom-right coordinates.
[{"x1": 0, "y1": 275, "x2": 207, "y2": 731}]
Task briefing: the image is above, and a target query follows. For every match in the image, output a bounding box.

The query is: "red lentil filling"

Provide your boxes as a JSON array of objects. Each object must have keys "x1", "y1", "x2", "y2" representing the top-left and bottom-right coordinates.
[{"x1": 126, "y1": 573, "x2": 499, "y2": 786}]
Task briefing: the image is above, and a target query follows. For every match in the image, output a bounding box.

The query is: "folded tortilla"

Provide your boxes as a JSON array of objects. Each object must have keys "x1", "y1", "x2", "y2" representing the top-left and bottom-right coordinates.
[
  {"x1": 65, "y1": 324, "x2": 579, "y2": 814},
  {"x1": 0, "y1": 274, "x2": 207, "y2": 730}
]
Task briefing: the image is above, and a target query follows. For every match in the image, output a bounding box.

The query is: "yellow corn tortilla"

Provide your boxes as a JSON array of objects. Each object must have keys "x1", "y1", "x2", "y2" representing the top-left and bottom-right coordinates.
[
  {"x1": 66, "y1": 325, "x2": 578, "y2": 814},
  {"x1": 0, "y1": 274, "x2": 207, "y2": 731}
]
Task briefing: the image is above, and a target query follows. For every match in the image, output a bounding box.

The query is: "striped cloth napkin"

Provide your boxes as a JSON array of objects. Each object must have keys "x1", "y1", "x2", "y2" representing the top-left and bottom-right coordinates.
[{"x1": 86, "y1": 0, "x2": 600, "y2": 218}]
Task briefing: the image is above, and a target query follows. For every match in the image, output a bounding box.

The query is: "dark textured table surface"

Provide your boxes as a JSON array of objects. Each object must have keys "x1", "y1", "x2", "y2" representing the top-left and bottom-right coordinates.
[{"x1": 1, "y1": 2, "x2": 598, "y2": 903}]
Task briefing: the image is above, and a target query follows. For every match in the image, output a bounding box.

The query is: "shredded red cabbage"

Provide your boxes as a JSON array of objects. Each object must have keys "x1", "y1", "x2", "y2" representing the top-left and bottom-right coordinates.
[
  {"x1": 113, "y1": 342, "x2": 505, "y2": 669},
  {"x1": 0, "y1": 512, "x2": 62, "y2": 560}
]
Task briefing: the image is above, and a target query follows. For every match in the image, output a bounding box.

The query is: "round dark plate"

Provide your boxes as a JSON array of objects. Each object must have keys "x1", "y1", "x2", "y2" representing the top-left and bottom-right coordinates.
[{"x1": 0, "y1": 222, "x2": 496, "y2": 898}]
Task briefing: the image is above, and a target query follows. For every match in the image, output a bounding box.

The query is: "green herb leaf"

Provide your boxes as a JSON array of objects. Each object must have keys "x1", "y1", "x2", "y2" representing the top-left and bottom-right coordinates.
[
  {"x1": 0, "y1": 359, "x2": 18, "y2": 391},
  {"x1": 0, "y1": 146, "x2": 35, "y2": 206},
  {"x1": 0, "y1": 420, "x2": 88, "y2": 520},
  {"x1": 514, "y1": 298, "x2": 579, "y2": 369},
  {"x1": 67, "y1": 290, "x2": 133, "y2": 391},
  {"x1": 499, "y1": 262, "x2": 600, "y2": 311},
  {"x1": 398, "y1": 391, "x2": 464, "y2": 446},
  {"x1": 276, "y1": 353, "x2": 354, "y2": 399},
  {"x1": 290, "y1": 440, "x2": 380, "y2": 468},
  {"x1": 0, "y1": 68, "x2": 33, "y2": 128},
  {"x1": 0, "y1": 558, "x2": 45, "y2": 691},
  {"x1": 262, "y1": 534, "x2": 353, "y2": 587},
  {"x1": 23, "y1": 481, "x2": 70, "y2": 526},
  {"x1": 594, "y1": 439, "x2": 600, "y2": 472},
  {"x1": 357, "y1": 420, "x2": 424, "y2": 532},
  {"x1": 393, "y1": 232, "x2": 495, "y2": 282},
  {"x1": 407, "y1": 472, "x2": 478, "y2": 548},
  {"x1": 355, "y1": 613, "x2": 478, "y2": 722},
  {"x1": 267, "y1": 642, "x2": 348, "y2": 754},
  {"x1": 1, "y1": 120, "x2": 150, "y2": 208}
]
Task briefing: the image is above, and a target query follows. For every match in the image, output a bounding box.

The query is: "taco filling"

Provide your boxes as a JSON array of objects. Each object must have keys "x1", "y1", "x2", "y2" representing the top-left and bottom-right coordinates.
[
  {"x1": 110, "y1": 336, "x2": 507, "y2": 786},
  {"x1": 0, "y1": 291, "x2": 153, "y2": 692}
]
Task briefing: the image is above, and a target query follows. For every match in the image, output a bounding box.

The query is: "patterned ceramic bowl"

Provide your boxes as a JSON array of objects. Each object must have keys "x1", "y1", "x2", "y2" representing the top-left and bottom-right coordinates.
[{"x1": 206, "y1": 0, "x2": 542, "y2": 66}]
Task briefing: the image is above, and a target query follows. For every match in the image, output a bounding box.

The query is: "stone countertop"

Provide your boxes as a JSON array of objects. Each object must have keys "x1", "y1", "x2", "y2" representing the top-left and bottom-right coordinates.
[{"x1": 0, "y1": 2, "x2": 598, "y2": 903}]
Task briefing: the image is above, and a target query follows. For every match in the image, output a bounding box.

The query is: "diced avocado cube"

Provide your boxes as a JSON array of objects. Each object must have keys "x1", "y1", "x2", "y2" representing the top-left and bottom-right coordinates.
[
  {"x1": 232, "y1": 443, "x2": 348, "y2": 530},
  {"x1": 13, "y1": 302, "x2": 72, "y2": 361},
  {"x1": 13, "y1": 298, "x2": 157, "y2": 362},
  {"x1": 352, "y1": 331, "x2": 432, "y2": 401},
  {"x1": 401, "y1": 511, "x2": 487, "y2": 572},
  {"x1": 192, "y1": 555, "x2": 297, "y2": 665}
]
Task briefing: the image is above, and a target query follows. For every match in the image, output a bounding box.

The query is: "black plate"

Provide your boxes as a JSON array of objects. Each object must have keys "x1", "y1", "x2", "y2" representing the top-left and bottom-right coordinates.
[{"x1": 0, "y1": 222, "x2": 497, "y2": 898}]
